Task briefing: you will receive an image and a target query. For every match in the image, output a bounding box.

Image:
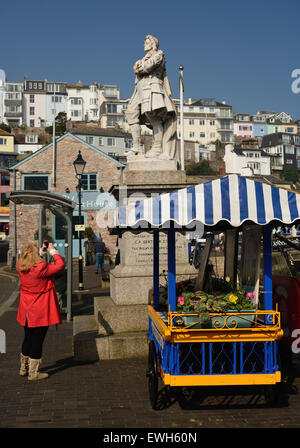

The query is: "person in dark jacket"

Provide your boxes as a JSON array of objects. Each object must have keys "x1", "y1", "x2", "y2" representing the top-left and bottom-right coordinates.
[{"x1": 94, "y1": 238, "x2": 106, "y2": 274}]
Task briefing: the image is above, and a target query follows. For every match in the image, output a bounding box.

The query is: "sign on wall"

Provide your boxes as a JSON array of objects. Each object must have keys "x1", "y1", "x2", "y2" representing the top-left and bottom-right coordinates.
[{"x1": 57, "y1": 191, "x2": 117, "y2": 211}]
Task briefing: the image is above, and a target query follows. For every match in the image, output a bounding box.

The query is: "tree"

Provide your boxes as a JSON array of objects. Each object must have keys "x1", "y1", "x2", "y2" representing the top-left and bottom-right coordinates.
[
  {"x1": 281, "y1": 165, "x2": 299, "y2": 183},
  {"x1": 186, "y1": 160, "x2": 215, "y2": 176},
  {"x1": 45, "y1": 112, "x2": 67, "y2": 136},
  {"x1": 0, "y1": 123, "x2": 11, "y2": 133}
]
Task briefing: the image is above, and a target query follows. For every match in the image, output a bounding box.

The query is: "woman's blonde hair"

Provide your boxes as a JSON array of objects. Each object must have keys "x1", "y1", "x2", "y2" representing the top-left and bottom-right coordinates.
[{"x1": 18, "y1": 244, "x2": 43, "y2": 272}]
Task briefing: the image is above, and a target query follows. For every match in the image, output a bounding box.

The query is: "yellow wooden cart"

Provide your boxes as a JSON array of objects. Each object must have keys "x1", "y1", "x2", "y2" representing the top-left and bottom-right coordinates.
[{"x1": 115, "y1": 175, "x2": 300, "y2": 408}]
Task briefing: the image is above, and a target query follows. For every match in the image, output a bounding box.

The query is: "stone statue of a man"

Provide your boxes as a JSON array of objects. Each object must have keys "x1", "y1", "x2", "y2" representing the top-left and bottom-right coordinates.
[{"x1": 125, "y1": 35, "x2": 177, "y2": 160}]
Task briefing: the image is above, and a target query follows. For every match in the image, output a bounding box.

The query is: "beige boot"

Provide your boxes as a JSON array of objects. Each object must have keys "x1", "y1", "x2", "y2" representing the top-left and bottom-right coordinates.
[
  {"x1": 28, "y1": 358, "x2": 48, "y2": 381},
  {"x1": 19, "y1": 353, "x2": 29, "y2": 376}
]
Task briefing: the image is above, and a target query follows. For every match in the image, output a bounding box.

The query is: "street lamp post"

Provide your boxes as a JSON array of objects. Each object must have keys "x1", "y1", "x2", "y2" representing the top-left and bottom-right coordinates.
[{"x1": 73, "y1": 150, "x2": 86, "y2": 291}]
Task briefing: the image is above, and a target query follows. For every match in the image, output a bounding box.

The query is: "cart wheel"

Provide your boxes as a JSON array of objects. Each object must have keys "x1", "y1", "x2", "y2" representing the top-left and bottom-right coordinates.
[
  {"x1": 146, "y1": 341, "x2": 159, "y2": 409},
  {"x1": 263, "y1": 383, "x2": 285, "y2": 407}
]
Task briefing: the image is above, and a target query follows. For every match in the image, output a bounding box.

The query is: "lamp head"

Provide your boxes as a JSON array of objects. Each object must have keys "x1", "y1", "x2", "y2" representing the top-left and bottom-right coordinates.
[{"x1": 73, "y1": 150, "x2": 86, "y2": 176}]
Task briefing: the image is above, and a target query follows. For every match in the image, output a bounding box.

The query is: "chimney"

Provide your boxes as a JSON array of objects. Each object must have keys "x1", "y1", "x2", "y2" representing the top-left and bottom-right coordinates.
[{"x1": 219, "y1": 165, "x2": 225, "y2": 176}]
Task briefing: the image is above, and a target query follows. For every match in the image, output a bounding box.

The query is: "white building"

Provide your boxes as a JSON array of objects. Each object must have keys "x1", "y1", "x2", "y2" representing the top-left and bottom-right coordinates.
[
  {"x1": 45, "y1": 82, "x2": 68, "y2": 127},
  {"x1": 23, "y1": 79, "x2": 47, "y2": 128},
  {"x1": 67, "y1": 81, "x2": 102, "y2": 122},
  {"x1": 224, "y1": 140, "x2": 271, "y2": 176},
  {"x1": 3, "y1": 81, "x2": 23, "y2": 126}
]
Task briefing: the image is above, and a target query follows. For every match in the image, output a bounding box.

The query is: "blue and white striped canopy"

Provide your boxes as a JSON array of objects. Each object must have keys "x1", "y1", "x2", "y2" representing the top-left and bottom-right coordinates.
[{"x1": 115, "y1": 174, "x2": 300, "y2": 229}]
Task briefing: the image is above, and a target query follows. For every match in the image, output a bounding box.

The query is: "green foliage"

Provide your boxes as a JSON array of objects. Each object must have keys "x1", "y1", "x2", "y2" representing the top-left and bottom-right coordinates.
[
  {"x1": 175, "y1": 278, "x2": 255, "y2": 324},
  {"x1": 45, "y1": 112, "x2": 67, "y2": 136},
  {"x1": 83, "y1": 227, "x2": 94, "y2": 240},
  {"x1": 185, "y1": 160, "x2": 215, "y2": 176},
  {"x1": 0, "y1": 122, "x2": 11, "y2": 133},
  {"x1": 281, "y1": 165, "x2": 299, "y2": 183}
]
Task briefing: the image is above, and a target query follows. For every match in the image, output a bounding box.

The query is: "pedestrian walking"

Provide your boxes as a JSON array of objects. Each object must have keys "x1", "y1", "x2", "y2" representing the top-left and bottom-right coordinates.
[
  {"x1": 17, "y1": 242, "x2": 65, "y2": 381},
  {"x1": 94, "y1": 238, "x2": 106, "y2": 274}
]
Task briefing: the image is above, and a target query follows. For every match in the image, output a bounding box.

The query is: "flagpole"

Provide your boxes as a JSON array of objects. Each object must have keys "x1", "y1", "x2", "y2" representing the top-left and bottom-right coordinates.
[{"x1": 179, "y1": 65, "x2": 184, "y2": 171}]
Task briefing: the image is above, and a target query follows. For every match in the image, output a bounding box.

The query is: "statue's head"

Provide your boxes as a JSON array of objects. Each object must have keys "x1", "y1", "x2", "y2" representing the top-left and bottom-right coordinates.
[{"x1": 144, "y1": 35, "x2": 159, "y2": 51}]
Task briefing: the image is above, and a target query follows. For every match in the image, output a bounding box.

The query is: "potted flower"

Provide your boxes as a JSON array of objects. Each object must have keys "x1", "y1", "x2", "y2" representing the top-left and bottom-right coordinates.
[{"x1": 176, "y1": 277, "x2": 256, "y2": 329}]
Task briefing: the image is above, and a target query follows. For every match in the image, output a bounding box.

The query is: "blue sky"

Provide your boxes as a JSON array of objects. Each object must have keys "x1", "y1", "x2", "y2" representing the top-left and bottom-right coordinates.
[{"x1": 1, "y1": 0, "x2": 300, "y2": 119}]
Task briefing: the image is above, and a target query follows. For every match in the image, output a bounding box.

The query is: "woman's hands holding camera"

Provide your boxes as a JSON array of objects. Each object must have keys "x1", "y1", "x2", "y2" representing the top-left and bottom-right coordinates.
[{"x1": 40, "y1": 241, "x2": 58, "y2": 256}]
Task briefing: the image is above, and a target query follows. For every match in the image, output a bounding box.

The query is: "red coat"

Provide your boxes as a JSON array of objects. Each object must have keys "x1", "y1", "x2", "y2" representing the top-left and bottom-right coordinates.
[{"x1": 17, "y1": 254, "x2": 65, "y2": 327}]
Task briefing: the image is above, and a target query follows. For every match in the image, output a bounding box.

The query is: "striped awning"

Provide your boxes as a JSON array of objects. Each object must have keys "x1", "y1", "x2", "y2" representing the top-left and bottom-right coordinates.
[{"x1": 115, "y1": 175, "x2": 300, "y2": 229}]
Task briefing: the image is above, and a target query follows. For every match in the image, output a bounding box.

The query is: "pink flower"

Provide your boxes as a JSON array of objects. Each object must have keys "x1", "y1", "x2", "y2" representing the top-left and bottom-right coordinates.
[
  {"x1": 177, "y1": 296, "x2": 186, "y2": 306},
  {"x1": 246, "y1": 292, "x2": 256, "y2": 302}
]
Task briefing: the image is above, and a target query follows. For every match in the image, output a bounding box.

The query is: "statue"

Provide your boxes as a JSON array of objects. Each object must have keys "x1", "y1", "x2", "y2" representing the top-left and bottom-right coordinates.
[{"x1": 125, "y1": 35, "x2": 177, "y2": 160}]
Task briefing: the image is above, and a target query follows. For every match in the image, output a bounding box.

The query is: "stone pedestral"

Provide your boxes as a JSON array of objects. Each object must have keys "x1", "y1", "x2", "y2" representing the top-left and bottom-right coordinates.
[
  {"x1": 73, "y1": 165, "x2": 198, "y2": 361},
  {"x1": 110, "y1": 231, "x2": 197, "y2": 305}
]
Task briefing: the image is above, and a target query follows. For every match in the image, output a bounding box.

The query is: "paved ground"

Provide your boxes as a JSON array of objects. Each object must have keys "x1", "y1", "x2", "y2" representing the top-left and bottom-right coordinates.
[{"x1": 1, "y1": 264, "x2": 300, "y2": 432}]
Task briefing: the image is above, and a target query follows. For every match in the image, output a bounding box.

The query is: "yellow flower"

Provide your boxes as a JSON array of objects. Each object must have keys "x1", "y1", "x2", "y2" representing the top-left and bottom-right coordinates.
[
  {"x1": 229, "y1": 294, "x2": 238, "y2": 304},
  {"x1": 225, "y1": 276, "x2": 230, "y2": 283}
]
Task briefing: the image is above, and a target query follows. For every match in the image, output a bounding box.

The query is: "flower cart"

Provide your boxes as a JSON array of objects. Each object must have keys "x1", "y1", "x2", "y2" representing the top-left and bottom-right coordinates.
[{"x1": 115, "y1": 175, "x2": 300, "y2": 409}]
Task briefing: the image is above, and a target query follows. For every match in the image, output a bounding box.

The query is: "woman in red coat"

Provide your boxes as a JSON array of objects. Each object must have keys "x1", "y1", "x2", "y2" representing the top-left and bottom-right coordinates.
[{"x1": 17, "y1": 242, "x2": 65, "y2": 381}]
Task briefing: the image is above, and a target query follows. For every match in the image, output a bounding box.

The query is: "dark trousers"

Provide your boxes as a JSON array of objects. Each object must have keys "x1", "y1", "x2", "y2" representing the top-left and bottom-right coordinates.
[
  {"x1": 95, "y1": 252, "x2": 104, "y2": 273},
  {"x1": 21, "y1": 321, "x2": 48, "y2": 359}
]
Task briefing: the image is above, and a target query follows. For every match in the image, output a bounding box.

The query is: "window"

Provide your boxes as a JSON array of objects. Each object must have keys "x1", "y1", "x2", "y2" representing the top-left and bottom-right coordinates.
[
  {"x1": 71, "y1": 98, "x2": 82, "y2": 105},
  {"x1": 282, "y1": 135, "x2": 290, "y2": 144},
  {"x1": 0, "y1": 138, "x2": 7, "y2": 145},
  {"x1": 107, "y1": 137, "x2": 116, "y2": 146},
  {"x1": 104, "y1": 87, "x2": 117, "y2": 97},
  {"x1": 90, "y1": 98, "x2": 97, "y2": 105},
  {"x1": 23, "y1": 175, "x2": 49, "y2": 191},
  {"x1": 107, "y1": 117, "x2": 118, "y2": 127},
  {"x1": 71, "y1": 110, "x2": 81, "y2": 117},
  {"x1": 30, "y1": 95, "x2": 35, "y2": 103},
  {"x1": 125, "y1": 139, "x2": 132, "y2": 149},
  {"x1": 30, "y1": 107, "x2": 35, "y2": 115},
  {"x1": 81, "y1": 173, "x2": 97, "y2": 191},
  {"x1": 221, "y1": 133, "x2": 230, "y2": 142},
  {"x1": 25, "y1": 135, "x2": 38, "y2": 143},
  {"x1": 107, "y1": 103, "x2": 117, "y2": 113},
  {"x1": 189, "y1": 119, "x2": 194, "y2": 125},
  {"x1": 247, "y1": 162, "x2": 260, "y2": 170},
  {"x1": 189, "y1": 132, "x2": 194, "y2": 138},
  {"x1": 185, "y1": 149, "x2": 191, "y2": 159},
  {"x1": 210, "y1": 120, "x2": 215, "y2": 126},
  {"x1": 86, "y1": 136, "x2": 94, "y2": 145},
  {"x1": 199, "y1": 120, "x2": 205, "y2": 126},
  {"x1": 286, "y1": 159, "x2": 293, "y2": 164},
  {"x1": 98, "y1": 137, "x2": 103, "y2": 146},
  {"x1": 1, "y1": 192, "x2": 9, "y2": 207},
  {"x1": 200, "y1": 132, "x2": 205, "y2": 138},
  {"x1": 30, "y1": 120, "x2": 35, "y2": 127},
  {"x1": 210, "y1": 132, "x2": 215, "y2": 139},
  {"x1": 52, "y1": 96, "x2": 62, "y2": 103},
  {"x1": 1, "y1": 174, "x2": 9, "y2": 186},
  {"x1": 285, "y1": 145, "x2": 294, "y2": 154}
]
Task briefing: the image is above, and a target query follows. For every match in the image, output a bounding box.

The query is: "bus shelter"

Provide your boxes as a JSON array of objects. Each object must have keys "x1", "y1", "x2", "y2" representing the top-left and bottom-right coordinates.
[{"x1": 7, "y1": 190, "x2": 76, "y2": 321}]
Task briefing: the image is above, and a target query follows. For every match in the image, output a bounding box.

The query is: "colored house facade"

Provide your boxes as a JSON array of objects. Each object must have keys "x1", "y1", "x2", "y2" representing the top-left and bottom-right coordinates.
[
  {"x1": 0, "y1": 169, "x2": 10, "y2": 235},
  {"x1": 0, "y1": 129, "x2": 14, "y2": 153}
]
